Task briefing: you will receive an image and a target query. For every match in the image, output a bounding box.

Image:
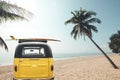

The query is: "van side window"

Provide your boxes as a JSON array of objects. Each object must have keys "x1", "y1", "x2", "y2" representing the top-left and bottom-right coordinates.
[{"x1": 22, "y1": 47, "x2": 46, "y2": 57}]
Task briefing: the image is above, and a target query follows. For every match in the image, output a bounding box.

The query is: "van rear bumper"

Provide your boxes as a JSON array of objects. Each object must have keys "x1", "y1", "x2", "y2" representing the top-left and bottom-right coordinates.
[{"x1": 13, "y1": 77, "x2": 54, "y2": 80}]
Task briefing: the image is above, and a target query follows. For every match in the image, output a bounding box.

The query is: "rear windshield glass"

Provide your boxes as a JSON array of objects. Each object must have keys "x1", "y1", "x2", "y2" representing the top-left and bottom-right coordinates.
[
  {"x1": 15, "y1": 44, "x2": 52, "y2": 58},
  {"x1": 22, "y1": 47, "x2": 46, "y2": 57}
]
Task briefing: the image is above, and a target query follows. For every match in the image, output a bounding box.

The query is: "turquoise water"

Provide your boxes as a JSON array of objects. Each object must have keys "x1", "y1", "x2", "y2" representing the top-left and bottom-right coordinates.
[
  {"x1": 0, "y1": 52, "x2": 112, "y2": 65},
  {"x1": 53, "y1": 53, "x2": 101, "y2": 59}
]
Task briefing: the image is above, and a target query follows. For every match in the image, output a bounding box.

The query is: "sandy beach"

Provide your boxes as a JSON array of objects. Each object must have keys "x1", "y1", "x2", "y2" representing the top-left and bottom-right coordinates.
[{"x1": 1, "y1": 54, "x2": 120, "y2": 80}]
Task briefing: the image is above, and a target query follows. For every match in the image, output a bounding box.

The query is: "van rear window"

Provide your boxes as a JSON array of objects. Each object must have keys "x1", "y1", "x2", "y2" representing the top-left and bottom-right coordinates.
[
  {"x1": 15, "y1": 44, "x2": 52, "y2": 58},
  {"x1": 22, "y1": 47, "x2": 46, "y2": 57}
]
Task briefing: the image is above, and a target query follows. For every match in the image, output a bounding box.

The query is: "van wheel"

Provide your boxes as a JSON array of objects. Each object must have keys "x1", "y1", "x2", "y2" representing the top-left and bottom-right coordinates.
[
  {"x1": 13, "y1": 78, "x2": 16, "y2": 80},
  {"x1": 50, "y1": 77, "x2": 54, "y2": 80}
]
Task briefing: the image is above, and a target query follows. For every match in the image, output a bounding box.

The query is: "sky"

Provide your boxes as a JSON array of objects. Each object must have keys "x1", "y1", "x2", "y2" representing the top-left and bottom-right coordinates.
[{"x1": 0, "y1": 0, "x2": 120, "y2": 55}]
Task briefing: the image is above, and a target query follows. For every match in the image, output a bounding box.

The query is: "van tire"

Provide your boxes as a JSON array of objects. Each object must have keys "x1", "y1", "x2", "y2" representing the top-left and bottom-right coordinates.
[
  {"x1": 13, "y1": 78, "x2": 16, "y2": 80},
  {"x1": 50, "y1": 77, "x2": 54, "y2": 80}
]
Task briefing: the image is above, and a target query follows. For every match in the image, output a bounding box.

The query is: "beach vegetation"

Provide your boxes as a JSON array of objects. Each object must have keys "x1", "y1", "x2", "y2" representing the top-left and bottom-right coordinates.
[
  {"x1": 0, "y1": 0, "x2": 33, "y2": 51},
  {"x1": 109, "y1": 30, "x2": 120, "y2": 53},
  {"x1": 65, "y1": 8, "x2": 118, "y2": 69}
]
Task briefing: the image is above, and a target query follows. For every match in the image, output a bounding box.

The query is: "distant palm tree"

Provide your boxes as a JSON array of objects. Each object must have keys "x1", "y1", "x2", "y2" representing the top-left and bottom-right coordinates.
[
  {"x1": 109, "y1": 31, "x2": 120, "y2": 53},
  {"x1": 0, "y1": 0, "x2": 33, "y2": 51},
  {"x1": 65, "y1": 8, "x2": 118, "y2": 69}
]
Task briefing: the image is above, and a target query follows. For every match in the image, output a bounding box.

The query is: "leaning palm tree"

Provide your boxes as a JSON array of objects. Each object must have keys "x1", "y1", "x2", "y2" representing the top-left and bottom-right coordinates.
[
  {"x1": 0, "y1": 0, "x2": 33, "y2": 51},
  {"x1": 65, "y1": 8, "x2": 118, "y2": 69}
]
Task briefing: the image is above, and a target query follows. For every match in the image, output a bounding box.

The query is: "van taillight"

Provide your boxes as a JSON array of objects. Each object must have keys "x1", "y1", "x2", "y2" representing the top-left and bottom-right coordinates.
[
  {"x1": 14, "y1": 65, "x2": 17, "y2": 72},
  {"x1": 51, "y1": 65, "x2": 54, "y2": 71}
]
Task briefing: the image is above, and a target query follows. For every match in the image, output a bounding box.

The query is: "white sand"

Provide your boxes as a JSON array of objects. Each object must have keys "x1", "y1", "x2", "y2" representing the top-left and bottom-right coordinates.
[{"x1": 1, "y1": 54, "x2": 120, "y2": 80}]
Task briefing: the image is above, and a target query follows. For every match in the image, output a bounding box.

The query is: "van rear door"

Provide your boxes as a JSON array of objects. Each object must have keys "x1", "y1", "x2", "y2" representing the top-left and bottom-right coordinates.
[
  {"x1": 15, "y1": 44, "x2": 52, "y2": 78},
  {"x1": 19, "y1": 58, "x2": 49, "y2": 78}
]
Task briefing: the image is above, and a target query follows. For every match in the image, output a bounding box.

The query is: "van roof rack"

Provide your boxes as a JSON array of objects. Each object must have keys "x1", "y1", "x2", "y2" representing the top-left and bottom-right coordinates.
[{"x1": 18, "y1": 38, "x2": 60, "y2": 43}]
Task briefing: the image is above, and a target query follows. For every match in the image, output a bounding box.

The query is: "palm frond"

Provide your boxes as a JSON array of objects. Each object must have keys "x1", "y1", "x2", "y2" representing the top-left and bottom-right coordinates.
[
  {"x1": 84, "y1": 24, "x2": 98, "y2": 33},
  {"x1": 86, "y1": 18, "x2": 101, "y2": 24},
  {"x1": 89, "y1": 25, "x2": 98, "y2": 32},
  {"x1": 0, "y1": 8, "x2": 26, "y2": 23},
  {"x1": 83, "y1": 11, "x2": 96, "y2": 20},
  {"x1": 79, "y1": 10, "x2": 86, "y2": 21},
  {"x1": 71, "y1": 11, "x2": 77, "y2": 18},
  {"x1": 83, "y1": 28, "x2": 92, "y2": 38},
  {"x1": 74, "y1": 10, "x2": 86, "y2": 17},
  {"x1": 71, "y1": 25, "x2": 80, "y2": 39},
  {"x1": 0, "y1": 37, "x2": 8, "y2": 51},
  {"x1": 65, "y1": 17, "x2": 78, "y2": 25},
  {"x1": 0, "y1": 0, "x2": 33, "y2": 21}
]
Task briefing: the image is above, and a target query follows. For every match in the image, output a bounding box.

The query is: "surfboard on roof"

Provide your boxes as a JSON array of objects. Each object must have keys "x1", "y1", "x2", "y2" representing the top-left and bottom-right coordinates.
[{"x1": 9, "y1": 35, "x2": 60, "y2": 43}]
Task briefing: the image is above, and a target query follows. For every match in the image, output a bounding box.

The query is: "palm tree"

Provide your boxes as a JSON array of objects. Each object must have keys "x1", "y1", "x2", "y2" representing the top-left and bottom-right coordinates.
[
  {"x1": 109, "y1": 31, "x2": 120, "y2": 53},
  {"x1": 65, "y1": 8, "x2": 118, "y2": 69},
  {"x1": 0, "y1": 0, "x2": 33, "y2": 51}
]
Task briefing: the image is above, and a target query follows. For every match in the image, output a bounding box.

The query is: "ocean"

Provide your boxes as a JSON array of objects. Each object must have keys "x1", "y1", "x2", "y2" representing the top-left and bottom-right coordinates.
[
  {"x1": 53, "y1": 52, "x2": 105, "y2": 59},
  {"x1": 0, "y1": 52, "x2": 112, "y2": 65}
]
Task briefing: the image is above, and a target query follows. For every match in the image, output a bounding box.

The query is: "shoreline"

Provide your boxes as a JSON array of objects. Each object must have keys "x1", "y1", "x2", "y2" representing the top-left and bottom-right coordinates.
[
  {"x1": 1, "y1": 54, "x2": 120, "y2": 80},
  {"x1": 54, "y1": 53, "x2": 111, "y2": 61}
]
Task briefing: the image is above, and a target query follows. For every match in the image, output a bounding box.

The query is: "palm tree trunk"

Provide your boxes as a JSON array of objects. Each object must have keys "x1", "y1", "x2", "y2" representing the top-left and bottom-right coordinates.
[{"x1": 88, "y1": 36, "x2": 118, "y2": 69}]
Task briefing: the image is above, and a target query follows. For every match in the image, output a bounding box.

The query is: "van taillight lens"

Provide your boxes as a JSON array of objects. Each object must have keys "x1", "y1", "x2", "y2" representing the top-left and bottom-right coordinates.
[
  {"x1": 14, "y1": 65, "x2": 17, "y2": 72},
  {"x1": 51, "y1": 65, "x2": 54, "y2": 71}
]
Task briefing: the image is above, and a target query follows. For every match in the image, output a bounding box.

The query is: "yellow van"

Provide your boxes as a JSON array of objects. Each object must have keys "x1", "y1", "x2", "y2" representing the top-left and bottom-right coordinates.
[{"x1": 13, "y1": 39, "x2": 55, "y2": 80}]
